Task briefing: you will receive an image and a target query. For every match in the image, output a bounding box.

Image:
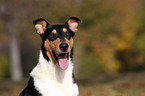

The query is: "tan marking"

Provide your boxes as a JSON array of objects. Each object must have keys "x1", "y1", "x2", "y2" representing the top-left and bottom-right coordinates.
[
  {"x1": 65, "y1": 37, "x2": 73, "y2": 49},
  {"x1": 49, "y1": 38, "x2": 61, "y2": 54},
  {"x1": 52, "y1": 29, "x2": 57, "y2": 34},
  {"x1": 65, "y1": 37, "x2": 73, "y2": 58},
  {"x1": 44, "y1": 38, "x2": 63, "y2": 65},
  {"x1": 63, "y1": 28, "x2": 67, "y2": 32},
  {"x1": 68, "y1": 19, "x2": 78, "y2": 26},
  {"x1": 44, "y1": 39, "x2": 58, "y2": 64}
]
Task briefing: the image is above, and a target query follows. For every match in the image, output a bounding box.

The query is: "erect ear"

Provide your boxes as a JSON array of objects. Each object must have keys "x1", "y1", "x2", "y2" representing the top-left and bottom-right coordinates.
[
  {"x1": 65, "y1": 17, "x2": 81, "y2": 32},
  {"x1": 33, "y1": 18, "x2": 49, "y2": 34}
]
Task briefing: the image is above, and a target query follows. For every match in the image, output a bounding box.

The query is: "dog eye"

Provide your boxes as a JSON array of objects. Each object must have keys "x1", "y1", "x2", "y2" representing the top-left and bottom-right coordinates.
[{"x1": 49, "y1": 32, "x2": 57, "y2": 39}]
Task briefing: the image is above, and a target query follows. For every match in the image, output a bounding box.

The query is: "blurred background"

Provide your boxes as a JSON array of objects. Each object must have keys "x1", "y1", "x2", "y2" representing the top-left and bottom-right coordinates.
[{"x1": 0, "y1": 0, "x2": 145, "y2": 96}]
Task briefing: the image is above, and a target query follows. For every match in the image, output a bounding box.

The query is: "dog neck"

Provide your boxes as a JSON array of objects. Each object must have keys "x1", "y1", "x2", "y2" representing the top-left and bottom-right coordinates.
[
  {"x1": 30, "y1": 50, "x2": 74, "y2": 83},
  {"x1": 30, "y1": 51, "x2": 79, "y2": 96}
]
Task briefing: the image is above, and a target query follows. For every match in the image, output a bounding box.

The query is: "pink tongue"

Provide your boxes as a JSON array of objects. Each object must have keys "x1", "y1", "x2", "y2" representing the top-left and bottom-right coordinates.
[{"x1": 57, "y1": 54, "x2": 69, "y2": 70}]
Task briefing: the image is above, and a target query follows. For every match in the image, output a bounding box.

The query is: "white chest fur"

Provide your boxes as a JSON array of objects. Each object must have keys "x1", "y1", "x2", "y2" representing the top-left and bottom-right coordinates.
[{"x1": 30, "y1": 51, "x2": 79, "y2": 96}]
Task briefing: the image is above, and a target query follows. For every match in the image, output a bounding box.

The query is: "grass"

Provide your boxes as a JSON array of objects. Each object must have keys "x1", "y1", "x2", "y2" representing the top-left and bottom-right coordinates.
[
  {"x1": 1, "y1": 72, "x2": 145, "y2": 96},
  {"x1": 78, "y1": 72, "x2": 145, "y2": 96}
]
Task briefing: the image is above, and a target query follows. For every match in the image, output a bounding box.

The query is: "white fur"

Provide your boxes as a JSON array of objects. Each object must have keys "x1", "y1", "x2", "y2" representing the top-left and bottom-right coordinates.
[{"x1": 30, "y1": 51, "x2": 79, "y2": 96}]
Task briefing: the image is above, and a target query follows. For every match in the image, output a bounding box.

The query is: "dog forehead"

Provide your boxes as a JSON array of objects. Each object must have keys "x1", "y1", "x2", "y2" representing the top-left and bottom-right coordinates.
[
  {"x1": 50, "y1": 25, "x2": 67, "y2": 33},
  {"x1": 51, "y1": 25, "x2": 66, "y2": 29}
]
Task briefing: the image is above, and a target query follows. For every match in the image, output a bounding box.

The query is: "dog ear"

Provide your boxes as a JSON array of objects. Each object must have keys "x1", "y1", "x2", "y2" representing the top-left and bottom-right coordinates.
[
  {"x1": 65, "y1": 17, "x2": 81, "y2": 32},
  {"x1": 33, "y1": 18, "x2": 49, "y2": 34}
]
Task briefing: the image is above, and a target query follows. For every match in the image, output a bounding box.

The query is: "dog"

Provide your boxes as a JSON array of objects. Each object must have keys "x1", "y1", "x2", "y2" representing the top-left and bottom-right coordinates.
[{"x1": 19, "y1": 17, "x2": 81, "y2": 96}]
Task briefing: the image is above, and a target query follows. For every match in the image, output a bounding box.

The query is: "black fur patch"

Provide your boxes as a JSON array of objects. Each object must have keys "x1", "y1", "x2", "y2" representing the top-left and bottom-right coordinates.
[
  {"x1": 19, "y1": 77, "x2": 41, "y2": 96},
  {"x1": 72, "y1": 72, "x2": 76, "y2": 83},
  {"x1": 41, "y1": 44, "x2": 50, "y2": 61},
  {"x1": 42, "y1": 25, "x2": 75, "y2": 42},
  {"x1": 70, "y1": 48, "x2": 74, "y2": 61}
]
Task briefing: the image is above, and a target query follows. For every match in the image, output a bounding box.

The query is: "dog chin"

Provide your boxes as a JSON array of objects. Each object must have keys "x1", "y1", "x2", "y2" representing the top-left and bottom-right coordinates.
[{"x1": 52, "y1": 51, "x2": 69, "y2": 70}]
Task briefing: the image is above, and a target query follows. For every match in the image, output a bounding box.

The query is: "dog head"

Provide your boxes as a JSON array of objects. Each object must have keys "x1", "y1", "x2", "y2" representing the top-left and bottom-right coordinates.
[{"x1": 33, "y1": 17, "x2": 81, "y2": 70}]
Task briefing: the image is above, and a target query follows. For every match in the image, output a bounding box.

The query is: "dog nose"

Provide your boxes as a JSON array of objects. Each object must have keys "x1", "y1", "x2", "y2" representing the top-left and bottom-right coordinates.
[{"x1": 59, "y1": 43, "x2": 68, "y2": 51}]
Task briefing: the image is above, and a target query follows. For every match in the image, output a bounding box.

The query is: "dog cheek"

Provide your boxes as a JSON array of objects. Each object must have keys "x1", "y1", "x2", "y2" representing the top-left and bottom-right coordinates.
[
  {"x1": 49, "y1": 42, "x2": 55, "y2": 51},
  {"x1": 70, "y1": 39, "x2": 74, "y2": 49},
  {"x1": 50, "y1": 39, "x2": 60, "y2": 53},
  {"x1": 44, "y1": 39, "x2": 51, "y2": 51},
  {"x1": 66, "y1": 38, "x2": 73, "y2": 49}
]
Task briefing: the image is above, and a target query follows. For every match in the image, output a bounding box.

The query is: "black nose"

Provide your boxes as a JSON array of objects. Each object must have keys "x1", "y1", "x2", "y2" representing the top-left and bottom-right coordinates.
[{"x1": 59, "y1": 43, "x2": 68, "y2": 51}]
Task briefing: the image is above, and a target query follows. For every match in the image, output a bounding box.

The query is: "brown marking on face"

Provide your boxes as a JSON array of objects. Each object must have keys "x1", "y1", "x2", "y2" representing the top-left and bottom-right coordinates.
[
  {"x1": 49, "y1": 38, "x2": 61, "y2": 54},
  {"x1": 44, "y1": 38, "x2": 61, "y2": 54},
  {"x1": 65, "y1": 37, "x2": 73, "y2": 50},
  {"x1": 52, "y1": 29, "x2": 57, "y2": 34},
  {"x1": 44, "y1": 39, "x2": 58, "y2": 64},
  {"x1": 65, "y1": 37, "x2": 73, "y2": 57},
  {"x1": 63, "y1": 28, "x2": 67, "y2": 32}
]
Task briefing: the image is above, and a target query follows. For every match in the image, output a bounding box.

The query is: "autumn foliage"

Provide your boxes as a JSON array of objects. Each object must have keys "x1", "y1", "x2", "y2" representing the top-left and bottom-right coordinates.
[{"x1": 0, "y1": 0, "x2": 145, "y2": 79}]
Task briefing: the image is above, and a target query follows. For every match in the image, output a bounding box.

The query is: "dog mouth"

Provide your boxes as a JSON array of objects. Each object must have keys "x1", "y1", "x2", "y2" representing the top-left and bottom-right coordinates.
[{"x1": 52, "y1": 51, "x2": 69, "y2": 70}]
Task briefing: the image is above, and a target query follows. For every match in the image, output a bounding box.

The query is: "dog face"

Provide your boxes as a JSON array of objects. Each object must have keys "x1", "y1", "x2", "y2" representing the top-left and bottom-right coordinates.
[{"x1": 33, "y1": 17, "x2": 81, "y2": 70}]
